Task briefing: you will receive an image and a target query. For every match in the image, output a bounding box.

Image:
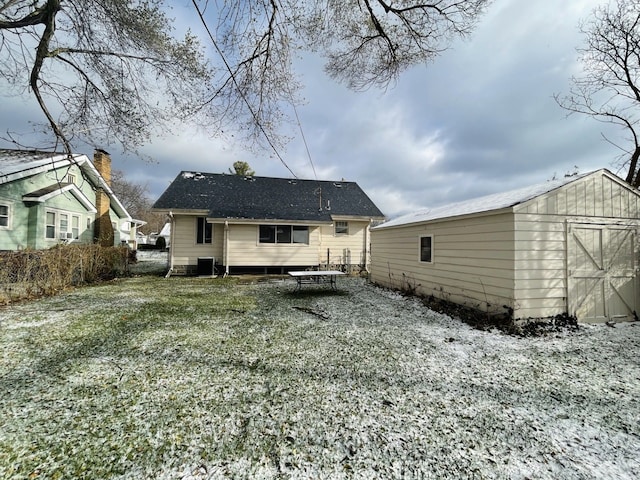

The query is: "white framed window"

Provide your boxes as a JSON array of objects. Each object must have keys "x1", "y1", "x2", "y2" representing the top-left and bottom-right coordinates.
[
  {"x1": 419, "y1": 235, "x2": 433, "y2": 263},
  {"x1": 196, "y1": 217, "x2": 213, "y2": 244},
  {"x1": 259, "y1": 225, "x2": 309, "y2": 244},
  {"x1": 0, "y1": 203, "x2": 10, "y2": 229},
  {"x1": 335, "y1": 221, "x2": 349, "y2": 235},
  {"x1": 46, "y1": 210, "x2": 82, "y2": 240},
  {"x1": 46, "y1": 211, "x2": 57, "y2": 239},
  {"x1": 72, "y1": 215, "x2": 80, "y2": 239}
]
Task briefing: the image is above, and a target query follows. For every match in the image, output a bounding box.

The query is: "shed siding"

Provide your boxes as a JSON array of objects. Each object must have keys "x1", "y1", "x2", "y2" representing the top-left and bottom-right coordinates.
[
  {"x1": 372, "y1": 170, "x2": 640, "y2": 322},
  {"x1": 370, "y1": 213, "x2": 516, "y2": 316}
]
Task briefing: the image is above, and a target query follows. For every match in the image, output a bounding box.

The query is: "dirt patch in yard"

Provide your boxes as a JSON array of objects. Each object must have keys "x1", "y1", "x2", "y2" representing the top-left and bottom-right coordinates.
[{"x1": 419, "y1": 293, "x2": 581, "y2": 336}]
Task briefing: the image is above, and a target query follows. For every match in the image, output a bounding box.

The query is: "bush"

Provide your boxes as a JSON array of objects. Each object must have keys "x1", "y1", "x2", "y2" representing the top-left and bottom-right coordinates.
[
  {"x1": 0, "y1": 244, "x2": 130, "y2": 304},
  {"x1": 155, "y1": 236, "x2": 166, "y2": 250}
]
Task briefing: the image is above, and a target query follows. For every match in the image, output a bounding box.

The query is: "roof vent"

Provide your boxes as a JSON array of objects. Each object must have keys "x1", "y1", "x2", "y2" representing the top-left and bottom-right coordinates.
[{"x1": 333, "y1": 182, "x2": 343, "y2": 188}]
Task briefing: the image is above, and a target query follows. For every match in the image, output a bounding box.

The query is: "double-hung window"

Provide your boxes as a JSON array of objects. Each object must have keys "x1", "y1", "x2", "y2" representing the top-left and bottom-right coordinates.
[
  {"x1": 419, "y1": 235, "x2": 433, "y2": 263},
  {"x1": 259, "y1": 225, "x2": 309, "y2": 244},
  {"x1": 196, "y1": 217, "x2": 213, "y2": 244},
  {"x1": 46, "y1": 211, "x2": 57, "y2": 239},
  {"x1": 45, "y1": 210, "x2": 82, "y2": 240},
  {"x1": 72, "y1": 216, "x2": 80, "y2": 239},
  {"x1": 334, "y1": 221, "x2": 349, "y2": 235},
  {"x1": 0, "y1": 204, "x2": 9, "y2": 228}
]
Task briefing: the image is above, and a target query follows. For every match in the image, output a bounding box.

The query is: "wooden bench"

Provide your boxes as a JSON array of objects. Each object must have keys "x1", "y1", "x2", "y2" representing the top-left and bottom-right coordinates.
[{"x1": 288, "y1": 270, "x2": 345, "y2": 292}]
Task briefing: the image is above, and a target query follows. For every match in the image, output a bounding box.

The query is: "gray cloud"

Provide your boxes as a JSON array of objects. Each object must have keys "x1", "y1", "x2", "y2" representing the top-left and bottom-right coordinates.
[{"x1": 0, "y1": 0, "x2": 627, "y2": 219}]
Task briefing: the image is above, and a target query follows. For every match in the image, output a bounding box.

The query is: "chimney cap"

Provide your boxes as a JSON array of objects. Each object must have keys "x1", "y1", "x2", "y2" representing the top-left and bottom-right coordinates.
[{"x1": 95, "y1": 148, "x2": 110, "y2": 155}]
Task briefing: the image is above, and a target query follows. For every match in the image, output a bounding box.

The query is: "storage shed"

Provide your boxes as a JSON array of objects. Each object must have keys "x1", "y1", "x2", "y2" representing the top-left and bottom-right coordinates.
[{"x1": 370, "y1": 169, "x2": 640, "y2": 323}]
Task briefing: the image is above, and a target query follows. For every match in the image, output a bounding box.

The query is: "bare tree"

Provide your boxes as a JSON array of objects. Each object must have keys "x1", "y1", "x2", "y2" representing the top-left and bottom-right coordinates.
[
  {"x1": 555, "y1": 0, "x2": 640, "y2": 187},
  {"x1": 1, "y1": 0, "x2": 492, "y2": 156},
  {"x1": 0, "y1": 0, "x2": 211, "y2": 156},
  {"x1": 110, "y1": 169, "x2": 165, "y2": 234},
  {"x1": 197, "y1": 0, "x2": 492, "y2": 148}
]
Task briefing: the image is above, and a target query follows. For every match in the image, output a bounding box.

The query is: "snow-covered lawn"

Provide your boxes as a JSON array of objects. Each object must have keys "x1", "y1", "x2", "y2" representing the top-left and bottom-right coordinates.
[{"x1": 0, "y1": 276, "x2": 638, "y2": 479}]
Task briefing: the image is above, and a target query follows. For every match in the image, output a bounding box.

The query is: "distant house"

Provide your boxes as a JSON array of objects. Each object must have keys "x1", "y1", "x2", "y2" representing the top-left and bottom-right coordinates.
[
  {"x1": 152, "y1": 172, "x2": 385, "y2": 275},
  {"x1": 0, "y1": 149, "x2": 140, "y2": 250},
  {"x1": 371, "y1": 169, "x2": 640, "y2": 323}
]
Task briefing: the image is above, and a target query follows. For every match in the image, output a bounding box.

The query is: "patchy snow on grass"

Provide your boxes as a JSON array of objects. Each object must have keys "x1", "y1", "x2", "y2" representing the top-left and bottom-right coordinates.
[{"x1": 0, "y1": 276, "x2": 638, "y2": 479}]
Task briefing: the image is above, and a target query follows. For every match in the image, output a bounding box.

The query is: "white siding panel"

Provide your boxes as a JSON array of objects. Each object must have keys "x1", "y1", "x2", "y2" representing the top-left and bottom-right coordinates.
[
  {"x1": 169, "y1": 216, "x2": 223, "y2": 272},
  {"x1": 319, "y1": 221, "x2": 370, "y2": 266},
  {"x1": 371, "y1": 213, "x2": 516, "y2": 317},
  {"x1": 227, "y1": 224, "x2": 320, "y2": 267}
]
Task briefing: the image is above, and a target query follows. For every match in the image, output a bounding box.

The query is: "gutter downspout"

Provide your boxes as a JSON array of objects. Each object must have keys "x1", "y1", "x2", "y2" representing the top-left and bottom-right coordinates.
[
  {"x1": 165, "y1": 211, "x2": 175, "y2": 278},
  {"x1": 224, "y1": 220, "x2": 230, "y2": 277},
  {"x1": 364, "y1": 220, "x2": 370, "y2": 273}
]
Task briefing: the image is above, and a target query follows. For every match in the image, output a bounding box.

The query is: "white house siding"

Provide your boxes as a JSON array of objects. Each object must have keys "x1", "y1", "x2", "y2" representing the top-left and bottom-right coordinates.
[
  {"x1": 370, "y1": 212, "x2": 517, "y2": 317},
  {"x1": 169, "y1": 215, "x2": 223, "y2": 275},
  {"x1": 226, "y1": 224, "x2": 321, "y2": 267},
  {"x1": 318, "y1": 221, "x2": 370, "y2": 267}
]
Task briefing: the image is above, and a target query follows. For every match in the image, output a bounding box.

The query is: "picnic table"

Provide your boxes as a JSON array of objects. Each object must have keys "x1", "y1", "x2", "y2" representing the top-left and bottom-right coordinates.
[{"x1": 288, "y1": 270, "x2": 346, "y2": 292}]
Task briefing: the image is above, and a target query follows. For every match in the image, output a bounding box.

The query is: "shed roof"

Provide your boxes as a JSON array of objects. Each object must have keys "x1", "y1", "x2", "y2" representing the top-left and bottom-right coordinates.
[
  {"x1": 153, "y1": 171, "x2": 385, "y2": 222},
  {"x1": 374, "y1": 169, "x2": 615, "y2": 229}
]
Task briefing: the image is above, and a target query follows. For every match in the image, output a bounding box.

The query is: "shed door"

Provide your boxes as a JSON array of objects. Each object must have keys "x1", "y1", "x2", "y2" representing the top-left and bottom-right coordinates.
[{"x1": 567, "y1": 223, "x2": 638, "y2": 323}]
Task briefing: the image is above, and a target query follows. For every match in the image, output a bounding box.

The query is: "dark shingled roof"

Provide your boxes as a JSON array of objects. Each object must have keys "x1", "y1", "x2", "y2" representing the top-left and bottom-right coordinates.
[{"x1": 153, "y1": 172, "x2": 385, "y2": 222}]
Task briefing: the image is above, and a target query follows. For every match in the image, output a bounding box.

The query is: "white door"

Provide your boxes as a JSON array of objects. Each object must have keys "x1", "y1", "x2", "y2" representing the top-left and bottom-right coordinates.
[{"x1": 567, "y1": 223, "x2": 638, "y2": 322}]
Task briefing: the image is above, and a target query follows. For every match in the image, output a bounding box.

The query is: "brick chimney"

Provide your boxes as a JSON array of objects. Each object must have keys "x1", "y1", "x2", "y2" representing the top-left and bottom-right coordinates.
[
  {"x1": 93, "y1": 148, "x2": 112, "y2": 186},
  {"x1": 93, "y1": 149, "x2": 114, "y2": 246}
]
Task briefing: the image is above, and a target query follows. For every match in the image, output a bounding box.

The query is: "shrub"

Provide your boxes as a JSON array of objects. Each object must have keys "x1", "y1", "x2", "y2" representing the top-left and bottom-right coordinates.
[{"x1": 0, "y1": 244, "x2": 130, "y2": 304}]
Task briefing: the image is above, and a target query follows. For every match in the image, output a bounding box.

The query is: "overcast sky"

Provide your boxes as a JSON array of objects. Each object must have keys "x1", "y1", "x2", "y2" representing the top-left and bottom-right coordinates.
[{"x1": 0, "y1": 0, "x2": 626, "y2": 219}]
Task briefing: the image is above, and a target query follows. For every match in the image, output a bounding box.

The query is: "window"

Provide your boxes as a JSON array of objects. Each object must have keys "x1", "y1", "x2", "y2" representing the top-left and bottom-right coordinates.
[
  {"x1": 419, "y1": 235, "x2": 433, "y2": 263},
  {"x1": 46, "y1": 211, "x2": 56, "y2": 239},
  {"x1": 66, "y1": 173, "x2": 77, "y2": 184},
  {"x1": 292, "y1": 225, "x2": 309, "y2": 244},
  {"x1": 259, "y1": 225, "x2": 309, "y2": 244},
  {"x1": 0, "y1": 204, "x2": 9, "y2": 228},
  {"x1": 60, "y1": 213, "x2": 69, "y2": 238},
  {"x1": 259, "y1": 225, "x2": 276, "y2": 243},
  {"x1": 335, "y1": 221, "x2": 349, "y2": 235},
  {"x1": 196, "y1": 217, "x2": 212, "y2": 244},
  {"x1": 72, "y1": 216, "x2": 80, "y2": 239}
]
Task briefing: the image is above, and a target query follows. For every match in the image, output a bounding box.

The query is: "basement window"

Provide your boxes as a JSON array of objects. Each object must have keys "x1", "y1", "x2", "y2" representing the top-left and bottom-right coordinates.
[
  {"x1": 419, "y1": 235, "x2": 433, "y2": 263},
  {"x1": 196, "y1": 217, "x2": 213, "y2": 244}
]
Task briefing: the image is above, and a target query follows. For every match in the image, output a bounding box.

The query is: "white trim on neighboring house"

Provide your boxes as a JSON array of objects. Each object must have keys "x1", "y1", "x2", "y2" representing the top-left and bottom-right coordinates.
[
  {"x1": 23, "y1": 183, "x2": 97, "y2": 213},
  {"x1": 0, "y1": 199, "x2": 12, "y2": 230},
  {"x1": 0, "y1": 153, "x2": 81, "y2": 184},
  {"x1": 44, "y1": 208, "x2": 84, "y2": 241}
]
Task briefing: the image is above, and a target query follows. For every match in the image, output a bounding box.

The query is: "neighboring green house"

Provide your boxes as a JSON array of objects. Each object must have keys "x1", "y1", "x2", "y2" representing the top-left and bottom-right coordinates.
[{"x1": 0, "y1": 149, "x2": 138, "y2": 251}]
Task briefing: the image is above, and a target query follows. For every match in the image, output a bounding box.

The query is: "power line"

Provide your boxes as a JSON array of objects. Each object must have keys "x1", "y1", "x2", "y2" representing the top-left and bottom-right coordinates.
[{"x1": 190, "y1": 0, "x2": 298, "y2": 178}]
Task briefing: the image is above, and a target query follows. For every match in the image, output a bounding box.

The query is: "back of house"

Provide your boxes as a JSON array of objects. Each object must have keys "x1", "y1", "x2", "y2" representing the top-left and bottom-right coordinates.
[{"x1": 153, "y1": 171, "x2": 385, "y2": 275}]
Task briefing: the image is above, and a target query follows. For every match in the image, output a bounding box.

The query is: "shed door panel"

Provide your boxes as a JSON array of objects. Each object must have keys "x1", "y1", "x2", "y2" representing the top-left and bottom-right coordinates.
[{"x1": 568, "y1": 224, "x2": 637, "y2": 322}]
